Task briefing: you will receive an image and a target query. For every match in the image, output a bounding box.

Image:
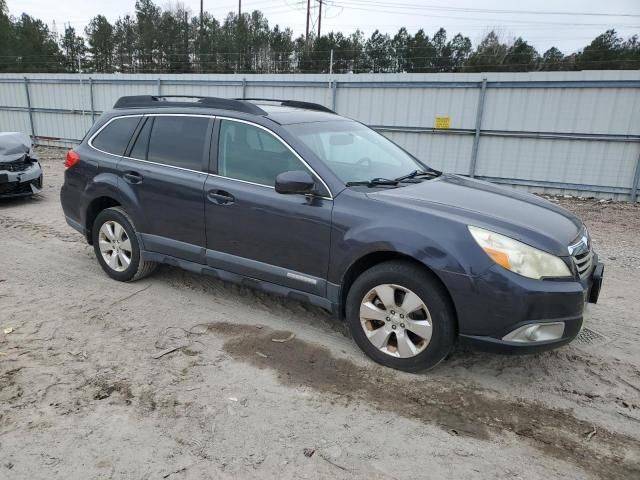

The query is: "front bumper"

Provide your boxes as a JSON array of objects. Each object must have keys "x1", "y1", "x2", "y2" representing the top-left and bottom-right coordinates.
[
  {"x1": 441, "y1": 257, "x2": 604, "y2": 354},
  {"x1": 0, "y1": 162, "x2": 43, "y2": 198}
]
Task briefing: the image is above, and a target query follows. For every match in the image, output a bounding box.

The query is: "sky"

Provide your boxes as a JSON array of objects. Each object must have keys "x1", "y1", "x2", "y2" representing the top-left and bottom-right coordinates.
[{"x1": 7, "y1": 0, "x2": 640, "y2": 54}]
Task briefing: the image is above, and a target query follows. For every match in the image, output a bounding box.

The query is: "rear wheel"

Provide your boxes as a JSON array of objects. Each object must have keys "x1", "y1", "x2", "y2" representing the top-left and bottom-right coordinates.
[
  {"x1": 92, "y1": 207, "x2": 156, "y2": 282},
  {"x1": 346, "y1": 261, "x2": 456, "y2": 372}
]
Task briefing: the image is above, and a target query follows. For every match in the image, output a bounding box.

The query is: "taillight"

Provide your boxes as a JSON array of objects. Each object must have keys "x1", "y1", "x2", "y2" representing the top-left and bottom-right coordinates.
[{"x1": 65, "y1": 150, "x2": 80, "y2": 169}]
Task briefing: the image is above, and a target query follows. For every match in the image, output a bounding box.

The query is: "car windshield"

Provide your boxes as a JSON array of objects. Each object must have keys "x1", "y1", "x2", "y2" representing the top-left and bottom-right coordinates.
[{"x1": 285, "y1": 120, "x2": 427, "y2": 184}]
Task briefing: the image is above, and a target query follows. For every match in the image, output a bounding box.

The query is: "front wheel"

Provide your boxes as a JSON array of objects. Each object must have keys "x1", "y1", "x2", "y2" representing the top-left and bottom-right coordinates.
[
  {"x1": 92, "y1": 207, "x2": 156, "y2": 282},
  {"x1": 345, "y1": 261, "x2": 456, "y2": 372}
]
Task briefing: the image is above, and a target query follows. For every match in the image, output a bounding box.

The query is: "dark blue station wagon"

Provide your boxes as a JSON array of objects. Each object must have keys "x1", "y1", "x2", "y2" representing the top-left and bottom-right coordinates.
[{"x1": 61, "y1": 96, "x2": 604, "y2": 371}]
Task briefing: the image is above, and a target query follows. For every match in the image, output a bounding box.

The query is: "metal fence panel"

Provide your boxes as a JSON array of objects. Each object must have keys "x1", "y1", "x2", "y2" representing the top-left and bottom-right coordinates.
[
  {"x1": 0, "y1": 80, "x2": 27, "y2": 108},
  {"x1": 476, "y1": 136, "x2": 637, "y2": 188},
  {"x1": 33, "y1": 112, "x2": 94, "y2": 143},
  {"x1": 482, "y1": 86, "x2": 640, "y2": 135},
  {"x1": 381, "y1": 131, "x2": 474, "y2": 175},
  {"x1": 0, "y1": 110, "x2": 30, "y2": 135},
  {"x1": 0, "y1": 71, "x2": 638, "y2": 201}
]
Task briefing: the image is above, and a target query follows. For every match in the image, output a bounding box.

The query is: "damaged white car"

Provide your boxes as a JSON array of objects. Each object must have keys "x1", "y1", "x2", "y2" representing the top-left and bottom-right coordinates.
[{"x1": 0, "y1": 132, "x2": 43, "y2": 198}]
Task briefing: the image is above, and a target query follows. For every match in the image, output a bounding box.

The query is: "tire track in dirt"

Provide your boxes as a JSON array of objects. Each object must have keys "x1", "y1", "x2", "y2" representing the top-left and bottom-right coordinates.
[
  {"x1": 0, "y1": 215, "x2": 81, "y2": 243},
  {"x1": 209, "y1": 322, "x2": 640, "y2": 480}
]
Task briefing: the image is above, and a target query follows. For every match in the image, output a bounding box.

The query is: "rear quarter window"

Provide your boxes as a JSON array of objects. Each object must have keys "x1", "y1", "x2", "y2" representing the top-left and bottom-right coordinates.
[{"x1": 91, "y1": 116, "x2": 141, "y2": 156}]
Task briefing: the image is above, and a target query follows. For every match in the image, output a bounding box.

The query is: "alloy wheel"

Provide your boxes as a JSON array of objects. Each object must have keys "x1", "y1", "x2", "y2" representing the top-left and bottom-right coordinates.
[
  {"x1": 98, "y1": 220, "x2": 132, "y2": 272},
  {"x1": 359, "y1": 283, "x2": 433, "y2": 358}
]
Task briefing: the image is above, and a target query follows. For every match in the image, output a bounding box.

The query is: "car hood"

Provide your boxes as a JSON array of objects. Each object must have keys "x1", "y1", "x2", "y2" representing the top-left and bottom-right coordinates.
[
  {"x1": 0, "y1": 132, "x2": 33, "y2": 162},
  {"x1": 368, "y1": 174, "x2": 582, "y2": 256}
]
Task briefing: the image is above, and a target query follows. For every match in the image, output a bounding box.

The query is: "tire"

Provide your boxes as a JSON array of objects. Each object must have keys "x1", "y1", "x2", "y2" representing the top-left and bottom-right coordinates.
[
  {"x1": 345, "y1": 260, "x2": 456, "y2": 372},
  {"x1": 92, "y1": 207, "x2": 156, "y2": 282}
]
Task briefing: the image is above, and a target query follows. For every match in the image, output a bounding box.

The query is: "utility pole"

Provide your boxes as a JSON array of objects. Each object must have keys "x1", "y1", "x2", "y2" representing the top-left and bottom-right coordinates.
[
  {"x1": 317, "y1": 0, "x2": 322, "y2": 38},
  {"x1": 184, "y1": 11, "x2": 189, "y2": 72},
  {"x1": 199, "y1": 0, "x2": 204, "y2": 72},
  {"x1": 237, "y1": 0, "x2": 242, "y2": 73},
  {"x1": 305, "y1": 0, "x2": 310, "y2": 41}
]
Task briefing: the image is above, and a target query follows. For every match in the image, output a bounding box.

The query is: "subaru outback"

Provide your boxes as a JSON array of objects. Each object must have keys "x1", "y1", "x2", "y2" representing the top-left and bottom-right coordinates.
[{"x1": 60, "y1": 96, "x2": 604, "y2": 371}]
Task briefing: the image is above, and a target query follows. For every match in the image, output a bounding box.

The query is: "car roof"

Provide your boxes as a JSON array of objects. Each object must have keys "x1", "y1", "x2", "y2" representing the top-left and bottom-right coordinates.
[
  {"x1": 256, "y1": 104, "x2": 342, "y2": 125},
  {"x1": 109, "y1": 96, "x2": 344, "y2": 126}
]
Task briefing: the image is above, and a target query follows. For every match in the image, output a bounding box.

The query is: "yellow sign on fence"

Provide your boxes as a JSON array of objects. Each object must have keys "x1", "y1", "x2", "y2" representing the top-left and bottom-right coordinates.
[{"x1": 434, "y1": 116, "x2": 451, "y2": 129}]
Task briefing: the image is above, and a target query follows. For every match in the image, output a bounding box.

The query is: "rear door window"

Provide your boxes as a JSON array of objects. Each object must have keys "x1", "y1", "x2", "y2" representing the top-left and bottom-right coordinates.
[
  {"x1": 91, "y1": 116, "x2": 141, "y2": 156},
  {"x1": 146, "y1": 116, "x2": 210, "y2": 171}
]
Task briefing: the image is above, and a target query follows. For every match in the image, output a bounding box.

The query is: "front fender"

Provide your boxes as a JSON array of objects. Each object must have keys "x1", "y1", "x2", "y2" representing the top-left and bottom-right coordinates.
[
  {"x1": 329, "y1": 222, "x2": 468, "y2": 285},
  {"x1": 328, "y1": 190, "x2": 496, "y2": 287}
]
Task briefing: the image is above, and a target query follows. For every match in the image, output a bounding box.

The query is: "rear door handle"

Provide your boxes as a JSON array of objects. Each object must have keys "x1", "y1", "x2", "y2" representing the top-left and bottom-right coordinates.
[
  {"x1": 123, "y1": 171, "x2": 143, "y2": 184},
  {"x1": 207, "y1": 189, "x2": 235, "y2": 205}
]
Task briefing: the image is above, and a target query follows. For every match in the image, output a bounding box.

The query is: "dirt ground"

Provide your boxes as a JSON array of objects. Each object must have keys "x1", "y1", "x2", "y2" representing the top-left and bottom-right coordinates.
[{"x1": 1, "y1": 147, "x2": 639, "y2": 480}]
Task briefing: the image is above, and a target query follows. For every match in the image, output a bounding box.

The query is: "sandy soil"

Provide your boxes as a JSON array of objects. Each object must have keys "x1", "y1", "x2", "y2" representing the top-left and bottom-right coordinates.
[{"x1": 1, "y1": 148, "x2": 639, "y2": 479}]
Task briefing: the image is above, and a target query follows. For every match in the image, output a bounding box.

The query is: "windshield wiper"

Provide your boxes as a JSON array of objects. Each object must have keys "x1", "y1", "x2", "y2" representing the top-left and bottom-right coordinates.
[
  {"x1": 346, "y1": 169, "x2": 441, "y2": 188},
  {"x1": 345, "y1": 177, "x2": 399, "y2": 187},
  {"x1": 394, "y1": 169, "x2": 440, "y2": 182}
]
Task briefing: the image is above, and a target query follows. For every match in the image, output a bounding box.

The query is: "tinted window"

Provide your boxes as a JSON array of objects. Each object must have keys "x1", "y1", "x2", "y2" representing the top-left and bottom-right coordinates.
[
  {"x1": 92, "y1": 116, "x2": 140, "y2": 155},
  {"x1": 129, "y1": 117, "x2": 152, "y2": 159},
  {"x1": 218, "y1": 120, "x2": 309, "y2": 186},
  {"x1": 147, "y1": 116, "x2": 210, "y2": 170}
]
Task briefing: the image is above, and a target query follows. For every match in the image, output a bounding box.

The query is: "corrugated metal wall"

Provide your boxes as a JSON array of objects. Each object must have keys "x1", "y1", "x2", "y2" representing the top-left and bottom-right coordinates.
[{"x1": 1, "y1": 71, "x2": 639, "y2": 200}]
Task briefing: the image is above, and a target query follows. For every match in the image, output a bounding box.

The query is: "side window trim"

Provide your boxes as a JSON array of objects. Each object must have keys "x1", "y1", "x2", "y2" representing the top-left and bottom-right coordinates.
[
  {"x1": 121, "y1": 114, "x2": 214, "y2": 174},
  {"x1": 88, "y1": 114, "x2": 143, "y2": 158},
  {"x1": 208, "y1": 118, "x2": 221, "y2": 174},
  {"x1": 201, "y1": 117, "x2": 215, "y2": 173},
  {"x1": 214, "y1": 116, "x2": 333, "y2": 199},
  {"x1": 126, "y1": 116, "x2": 153, "y2": 160}
]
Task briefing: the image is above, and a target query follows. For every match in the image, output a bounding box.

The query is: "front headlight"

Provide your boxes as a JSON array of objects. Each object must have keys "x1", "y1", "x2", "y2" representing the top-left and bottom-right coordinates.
[{"x1": 468, "y1": 226, "x2": 571, "y2": 279}]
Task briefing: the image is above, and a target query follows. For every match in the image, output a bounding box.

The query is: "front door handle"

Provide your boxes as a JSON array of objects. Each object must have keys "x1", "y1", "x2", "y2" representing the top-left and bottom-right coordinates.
[
  {"x1": 123, "y1": 171, "x2": 143, "y2": 184},
  {"x1": 207, "y1": 189, "x2": 235, "y2": 205}
]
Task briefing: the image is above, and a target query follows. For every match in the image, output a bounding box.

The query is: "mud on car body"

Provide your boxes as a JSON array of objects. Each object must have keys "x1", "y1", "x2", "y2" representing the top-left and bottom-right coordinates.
[
  {"x1": 0, "y1": 132, "x2": 43, "y2": 199},
  {"x1": 60, "y1": 96, "x2": 604, "y2": 372}
]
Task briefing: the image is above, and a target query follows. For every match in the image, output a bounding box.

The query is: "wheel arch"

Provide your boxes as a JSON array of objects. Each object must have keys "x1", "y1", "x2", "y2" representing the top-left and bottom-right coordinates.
[
  {"x1": 338, "y1": 251, "x2": 459, "y2": 334},
  {"x1": 85, "y1": 196, "x2": 121, "y2": 244}
]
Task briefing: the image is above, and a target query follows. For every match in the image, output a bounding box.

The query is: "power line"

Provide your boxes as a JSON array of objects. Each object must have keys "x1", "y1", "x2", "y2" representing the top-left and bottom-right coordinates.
[
  {"x1": 2, "y1": 45, "x2": 637, "y2": 60},
  {"x1": 326, "y1": 0, "x2": 640, "y2": 18},
  {"x1": 322, "y1": 1, "x2": 640, "y2": 28}
]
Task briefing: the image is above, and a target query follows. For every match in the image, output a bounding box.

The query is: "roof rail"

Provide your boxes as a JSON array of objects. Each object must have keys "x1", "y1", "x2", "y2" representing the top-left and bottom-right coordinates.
[
  {"x1": 240, "y1": 98, "x2": 335, "y2": 114},
  {"x1": 112, "y1": 95, "x2": 267, "y2": 115}
]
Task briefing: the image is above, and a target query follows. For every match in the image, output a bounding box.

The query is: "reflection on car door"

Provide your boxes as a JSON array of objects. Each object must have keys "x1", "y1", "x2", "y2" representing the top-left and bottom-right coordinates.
[{"x1": 204, "y1": 119, "x2": 333, "y2": 296}]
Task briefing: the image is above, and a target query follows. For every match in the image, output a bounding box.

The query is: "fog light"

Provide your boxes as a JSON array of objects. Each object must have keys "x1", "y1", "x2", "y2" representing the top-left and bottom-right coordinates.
[{"x1": 502, "y1": 322, "x2": 565, "y2": 343}]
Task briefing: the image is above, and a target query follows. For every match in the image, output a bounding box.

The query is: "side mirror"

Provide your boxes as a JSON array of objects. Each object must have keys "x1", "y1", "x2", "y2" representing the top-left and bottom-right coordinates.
[{"x1": 275, "y1": 170, "x2": 316, "y2": 195}]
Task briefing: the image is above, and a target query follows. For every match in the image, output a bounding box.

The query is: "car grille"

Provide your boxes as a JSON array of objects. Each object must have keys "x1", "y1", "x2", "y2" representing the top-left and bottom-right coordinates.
[
  {"x1": 0, "y1": 181, "x2": 33, "y2": 195},
  {"x1": 569, "y1": 228, "x2": 593, "y2": 280},
  {"x1": 572, "y1": 249, "x2": 594, "y2": 279},
  {"x1": 0, "y1": 160, "x2": 31, "y2": 172}
]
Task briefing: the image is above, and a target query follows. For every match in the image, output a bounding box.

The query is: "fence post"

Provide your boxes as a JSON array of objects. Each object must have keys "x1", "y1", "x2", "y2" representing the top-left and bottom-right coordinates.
[
  {"x1": 469, "y1": 78, "x2": 487, "y2": 177},
  {"x1": 157, "y1": 78, "x2": 162, "y2": 95},
  {"x1": 631, "y1": 148, "x2": 640, "y2": 203},
  {"x1": 23, "y1": 76, "x2": 36, "y2": 142},
  {"x1": 329, "y1": 49, "x2": 333, "y2": 76},
  {"x1": 89, "y1": 77, "x2": 96, "y2": 122},
  {"x1": 241, "y1": 78, "x2": 247, "y2": 99},
  {"x1": 332, "y1": 81, "x2": 337, "y2": 111}
]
